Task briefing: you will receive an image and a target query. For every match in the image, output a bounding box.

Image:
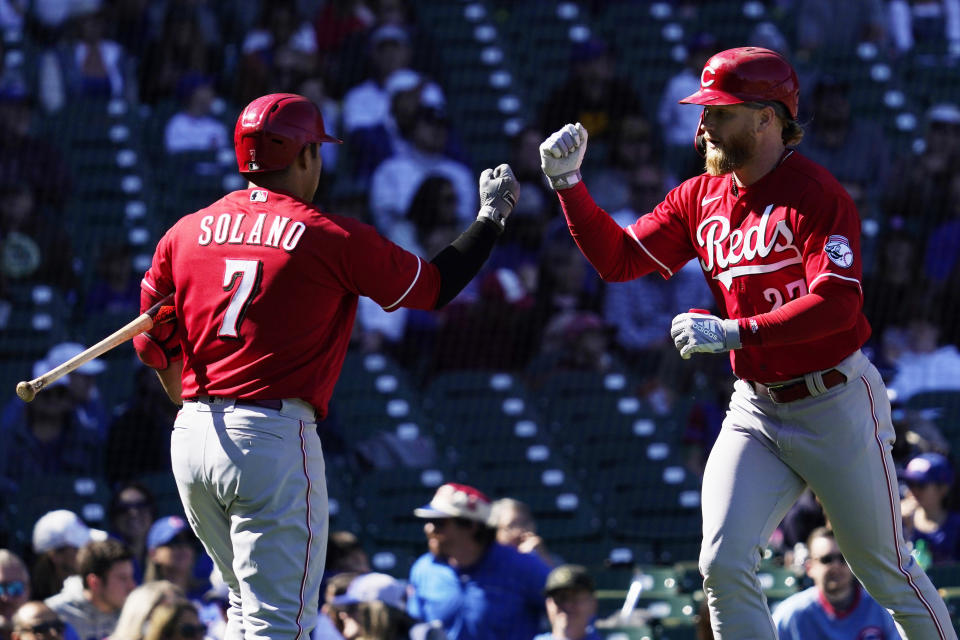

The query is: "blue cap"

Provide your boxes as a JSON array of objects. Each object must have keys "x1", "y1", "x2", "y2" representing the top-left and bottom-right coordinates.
[
  {"x1": 904, "y1": 453, "x2": 954, "y2": 486},
  {"x1": 146, "y1": 515, "x2": 189, "y2": 551}
]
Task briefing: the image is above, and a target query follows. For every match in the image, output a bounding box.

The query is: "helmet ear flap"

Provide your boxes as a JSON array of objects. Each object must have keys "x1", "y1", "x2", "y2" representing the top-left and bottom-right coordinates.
[{"x1": 694, "y1": 110, "x2": 706, "y2": 158}]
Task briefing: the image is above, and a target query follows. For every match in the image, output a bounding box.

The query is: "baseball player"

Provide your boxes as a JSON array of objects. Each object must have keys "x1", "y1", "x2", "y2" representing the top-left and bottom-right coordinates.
[
  {"x1": 133, "y1": 92, "x2": 519, "y2": 640},
  {"x1": 538, "y1": 47, "x2": 956, "y2": 639}
]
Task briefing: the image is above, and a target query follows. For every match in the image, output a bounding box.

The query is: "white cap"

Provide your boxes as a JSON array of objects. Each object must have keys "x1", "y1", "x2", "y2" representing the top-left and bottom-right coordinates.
[
  {"x1": 333, "y1": 572, "x2": 407, "y2": 610},
  {"x1": 32, "y1": 510, "x2": 108, "y2": 553}
]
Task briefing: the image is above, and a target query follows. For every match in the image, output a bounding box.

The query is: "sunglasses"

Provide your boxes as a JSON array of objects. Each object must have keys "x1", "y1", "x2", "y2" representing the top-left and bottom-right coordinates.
[
  {"x1": 813, "y1": 553, "x2": 846, "y2": 566},
  {"x1": 0, "y1": 580, "x2": 25, "y2": 597},
  {"x1": 176, "y1": 623, "x2": 206, "y2": 638},
  {"x1": 19, "y1": 620, "x2": 65, "y2": 635},
  {"x1": 117, "y1": 500, "x2": 152, "y2": 512}
]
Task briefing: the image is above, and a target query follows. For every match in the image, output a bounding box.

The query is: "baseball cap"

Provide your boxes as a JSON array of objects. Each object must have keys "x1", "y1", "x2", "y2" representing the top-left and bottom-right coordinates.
[
  {"x1": 146, "y1": 515, "x2": 190, "y2": 551},
  {"x1": 413, "y1": 483, "x2": 493, "y2": 524},
  {"x1": 927, "y1": 103, "x2": 960, "y2": 125},
  {"x1": 903, "y1": 453, "x2": 954, "y2": 486},
  {"x1": 333, "y1": 572, "x2": 407, "y2": 609},
  {"x1": 370, "y1": 24, "x2": 409, "y2": 47},
  {"x1": 544, "y1": 564, "x2": 595, "y2": 596},
  {"x1": 34, "y1": 342, "x2": 106, "y2": 386},
  {"x1": 32, "y1": 510, "x2": 108, "y2": 554}
]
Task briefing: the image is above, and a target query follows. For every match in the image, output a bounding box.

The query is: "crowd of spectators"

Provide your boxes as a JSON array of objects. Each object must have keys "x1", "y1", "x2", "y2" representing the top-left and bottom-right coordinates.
[{"x1": 2, "y1": 0, "x2": 960, "y2": 637}]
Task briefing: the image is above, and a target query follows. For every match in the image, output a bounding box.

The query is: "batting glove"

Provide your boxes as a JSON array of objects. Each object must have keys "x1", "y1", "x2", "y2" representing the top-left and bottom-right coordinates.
[
  {"x1": 539, "y1": 122, "x2": 588, "y2": 190},
  {"x1": 478, "y1": 163, "x2": 519, "y2": 230},
  {"x1": 670, "y1": 309, "x2": 741, "y2": 360}
]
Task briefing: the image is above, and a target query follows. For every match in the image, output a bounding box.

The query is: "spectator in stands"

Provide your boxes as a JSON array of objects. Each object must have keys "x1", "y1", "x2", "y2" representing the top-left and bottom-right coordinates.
[
  {"x1": 143, "y1": 517, "x2": 209, "y2": 602},
  {"x1": 801, "y1": 75, "x2": 891, "y2": 203},
  {"x1": 108, "y1": 483, "x2": 157, "y2": 583},
  {"x1": 0, "y1": 353, "x2": 104, "y2": 489},
  {"x1": 901, "y1": 453, "x2": 960, "y2": 565},
  {"x1": 138, "y1": 5, "x2": 222, "y2": 105},
  {"x1": 9, "y1": 601, "x2": 67, "y2": 640},
  {"x1": 538, "y1": 37, "x2": 643, "y2": 145},
  {"x1": 369, "y1": 104, "x2": 477, "y2": 243},
  {"x1": 658, "y1": 32, "x2": 718, "y2": 183},
  {"x1": 29, "y1": 510, "x2": 106, "y2": 602},
  {"x1": 889, "y1": 0, "x2": 960, "y2": 63},
  {"x1": 108, "y1": 580, "x2": 183, "y2": 640},
  {"x1": 861, "y1": 227, "x2": 928, "y2": 372},
  {"x1": 0, "y1": 182, "x2": 79, "y2": 295},
  {"x1": 141, "y1": 599, "x2": 204, "y2": 640},
  {"x1": 163, "y1": 74, "x2": 228, "y2": 155},
  {"x1": 0, "y1": 550, "x2": 30, "y2": 640},
  {"x1": 45, "y1": 539, "x2": 136, "y2": 640},
  {"x1": 234, "y1": 0, "x2": 319, "y2": 106},
  {"x1": 530, "y1": 311, "x2": 622, "y2": 381},
  {"x1": 778, "y1": 489, "x2": 827, "y2": 569},
  {"x1": 534, "y1": 564, "x2": 600, "y2": 640},
  {"x1": 324, "y1": 532, "x2": 371, "y2": 582},
  {"x1": 341, "y1": 24, "x2": 414, "y2": 134},
  {"x1": 923, "y1": 168, "x2": 960, "y2": 302},
  {"x1": 333, "y1": 572, "x2": 446, "y2": 640},
  {"x1": 84, "y1": 242, "x2": 140, "y2": 316},
  {"x1": 772, "y1": 527, "x2": 898, "y2": 638},
  {"x1": 407, "y1": 483, "x2": 549, "y2": 639},
  {"x1": 104, "y1": 366, "x2": 178, "y2": 485},
  {"x1": 52, "y1": 6, "x2": 128, "y2": 102},
  {"x1": 296, "y1": 75, "x2": 342, "y2": 191},
  {"x1": 886, "y1": 296, "x2": 960, "y2": 402},
  {"x1": 0, "y1": 80, "x2": 72, "y2": 211},
  {"x1": 589, "y1": 114, "x2": 666, "y2": 213},
  {"x1": 793, "y1": 0, "x2": 888, "y2": 60},
  {"x1": 490, "y1": 498, "x2": 557, "y2": 567},
  {"x1": 314, "y1": 571, "x2": 358, "y2": 640},
  {"x1": 883, "y1": 103, "x2": 960, "y2": 239}
]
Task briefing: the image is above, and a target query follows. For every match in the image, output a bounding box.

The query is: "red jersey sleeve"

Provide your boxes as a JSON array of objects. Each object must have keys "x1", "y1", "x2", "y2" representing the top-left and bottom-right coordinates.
[
  {"x1": 335, "y1": 219, "x2": 441, "y2": 311},
  {"x1": 557, "y1": 182, "x2": 669, "y2": 281},
  {"x1": 795, "y1": 185, "x2": 864, "y2": 297}
]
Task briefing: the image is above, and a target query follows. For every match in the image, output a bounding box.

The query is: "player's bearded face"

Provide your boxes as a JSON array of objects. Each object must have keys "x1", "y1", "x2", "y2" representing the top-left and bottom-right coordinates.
[{"x1": 704, "y1": 119, "x2": 758, "y2": 176}]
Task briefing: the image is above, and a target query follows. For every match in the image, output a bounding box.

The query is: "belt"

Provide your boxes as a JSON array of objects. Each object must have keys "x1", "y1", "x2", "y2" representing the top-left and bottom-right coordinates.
[
  {"x1": 749, "y1": 369, "x2": 847, "y2": 403},
  {"x1": 187, "y1": 397, "x2": 284, "y2": 411}
]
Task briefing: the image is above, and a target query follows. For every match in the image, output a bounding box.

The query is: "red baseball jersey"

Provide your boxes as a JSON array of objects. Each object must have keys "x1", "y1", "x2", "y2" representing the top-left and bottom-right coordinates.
[
  {"x1": 561, "y1": 151, "x2": 871, "y2": 382},
  {"x1": 141, "y1": 188, "x2": 441, "y2": 417}
]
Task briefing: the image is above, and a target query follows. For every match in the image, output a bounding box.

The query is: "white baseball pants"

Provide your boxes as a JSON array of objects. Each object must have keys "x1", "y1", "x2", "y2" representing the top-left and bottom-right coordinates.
[
  {"x1": 171, "y1": 398, "x2": 329, "y2": 640},
  {"x1": 700, "y1": 350, "x2": 956, "y2": 639}
]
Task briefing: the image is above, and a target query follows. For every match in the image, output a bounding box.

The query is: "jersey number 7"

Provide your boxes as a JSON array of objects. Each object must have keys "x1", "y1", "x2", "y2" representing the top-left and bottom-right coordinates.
[{"x1": 219, "y1": 259, "x2": 263, "y2": 338}]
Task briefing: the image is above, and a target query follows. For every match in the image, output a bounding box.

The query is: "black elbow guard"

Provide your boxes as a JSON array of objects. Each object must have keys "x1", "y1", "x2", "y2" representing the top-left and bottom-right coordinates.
[{"x1": 430, "y1": 218, "x2": 501, "y2": 308}]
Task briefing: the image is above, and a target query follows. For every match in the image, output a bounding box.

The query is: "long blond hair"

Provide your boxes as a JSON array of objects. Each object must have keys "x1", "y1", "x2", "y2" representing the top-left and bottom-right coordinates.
[
  {"x1": 108, "y1": 582, "x2": 184, "y2": 640},
  {"x1": 143, "y1": 599, "x2": 198, "y2": 640}
]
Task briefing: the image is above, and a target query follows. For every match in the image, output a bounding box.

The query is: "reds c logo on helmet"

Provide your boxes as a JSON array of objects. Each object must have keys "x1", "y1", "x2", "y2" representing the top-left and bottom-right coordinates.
[
  {"x1": 234, "y1": 93, "x2": 343, "y2": 173},
  {"x1": 679, "y1": 46, "x2": 800, "y2": 120}
]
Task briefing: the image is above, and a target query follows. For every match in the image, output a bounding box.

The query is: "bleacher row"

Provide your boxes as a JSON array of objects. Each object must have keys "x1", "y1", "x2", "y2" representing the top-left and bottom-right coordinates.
[{"x1": 8, "y1": 349, "x2": 960, "y2": 634}]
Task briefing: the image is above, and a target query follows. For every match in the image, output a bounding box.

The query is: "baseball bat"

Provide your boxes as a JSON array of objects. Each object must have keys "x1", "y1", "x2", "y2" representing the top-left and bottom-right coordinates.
[{"x1": 16, "y1": 293, "x2": 176, "y2": 403}]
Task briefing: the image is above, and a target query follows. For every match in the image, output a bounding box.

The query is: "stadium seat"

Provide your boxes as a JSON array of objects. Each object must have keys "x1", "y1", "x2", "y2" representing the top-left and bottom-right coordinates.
[
  {"x1": 596, "y1": 626, "x2": 654, "y2": 640},
  {"x1": 756, "y1": 565, "x2": 801, "y2": 600}
]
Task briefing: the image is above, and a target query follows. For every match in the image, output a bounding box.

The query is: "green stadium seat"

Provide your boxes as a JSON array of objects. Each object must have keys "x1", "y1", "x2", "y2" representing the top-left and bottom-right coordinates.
[{"x1": 757, "y1": 565, "x2": 801, "y2": 600}]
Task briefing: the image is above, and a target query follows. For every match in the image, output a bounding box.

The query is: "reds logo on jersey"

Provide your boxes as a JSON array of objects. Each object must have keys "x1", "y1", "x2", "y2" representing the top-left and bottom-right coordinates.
[
  {"x1": 824, "y1": 235, "x2": 854, "y2": 268},
  {"x1": 696, "y1": 203, "x2": 801, "y2": 290}
]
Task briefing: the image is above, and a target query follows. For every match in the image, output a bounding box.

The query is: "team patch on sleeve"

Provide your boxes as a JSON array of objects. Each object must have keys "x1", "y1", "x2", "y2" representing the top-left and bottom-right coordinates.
[{"x1": 824, "y1": 235, "x2": 854, "y2": 268}]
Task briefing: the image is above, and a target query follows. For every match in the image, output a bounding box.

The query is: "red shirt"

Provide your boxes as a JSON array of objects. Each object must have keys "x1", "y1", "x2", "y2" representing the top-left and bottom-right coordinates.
[
  {"x1": 141, "y1": 188, "x2": 441, "y2": 417},
  {"x1": 558, "y1": 151, "x2": 871, "y2": 382}
]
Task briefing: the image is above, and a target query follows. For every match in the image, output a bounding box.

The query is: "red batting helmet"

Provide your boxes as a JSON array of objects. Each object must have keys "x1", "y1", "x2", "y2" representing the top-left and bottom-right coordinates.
[
  {"x1": 234, "y1": 93, "x2": 342, "y2": 173},
  {"x1": 679, "y1": 47, "x2": 799, "y2": 120}
]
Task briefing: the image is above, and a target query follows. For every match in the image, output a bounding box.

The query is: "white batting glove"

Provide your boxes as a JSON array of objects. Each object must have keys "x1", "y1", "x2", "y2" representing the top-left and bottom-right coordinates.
[
  {"x1": 670, "y1": 310, "x2": 741, "y2": 360},
  {"x1": 539, "y1": 122, "x2": 588, "y2": 190},
  {"x1": 478, "y1": 163, "x2": 519, "y2": 230}
]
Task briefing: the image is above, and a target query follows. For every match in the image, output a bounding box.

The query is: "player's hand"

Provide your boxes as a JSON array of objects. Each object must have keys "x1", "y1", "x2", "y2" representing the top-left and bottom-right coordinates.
[
  {"x1": 670, "y1": 309, "x2": 741, "y2": 359},
  {"x1": 539, "y1": 122, "x2": 588, "y2": 190},
  {"x1": 478, "y1": 163, "x2": 519, "y2": 230}
]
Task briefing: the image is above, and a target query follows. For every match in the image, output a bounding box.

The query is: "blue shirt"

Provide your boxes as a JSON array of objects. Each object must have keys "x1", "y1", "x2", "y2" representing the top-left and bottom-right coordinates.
[
  {"x1": 408, "y1": 543, "x2": 551, "y2": 640},
  {"x1": 911, "y1": 512, "x2": 960, "y2": 565},
  {"x1": 772, "y1": 585, "x2": 899, "y2": 640},
  {"x1": 533, "y1": 630, "x2": 602, "y2": 640}
]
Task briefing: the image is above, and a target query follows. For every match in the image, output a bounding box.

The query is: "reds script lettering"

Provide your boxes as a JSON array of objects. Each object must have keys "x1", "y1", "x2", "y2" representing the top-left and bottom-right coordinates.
[
  {"x1": 696, "y1": 203, "x2": 802, "y2": 290},
  {"x1": 197, "y1": 213, "x2": 306, "y2": 251}
]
